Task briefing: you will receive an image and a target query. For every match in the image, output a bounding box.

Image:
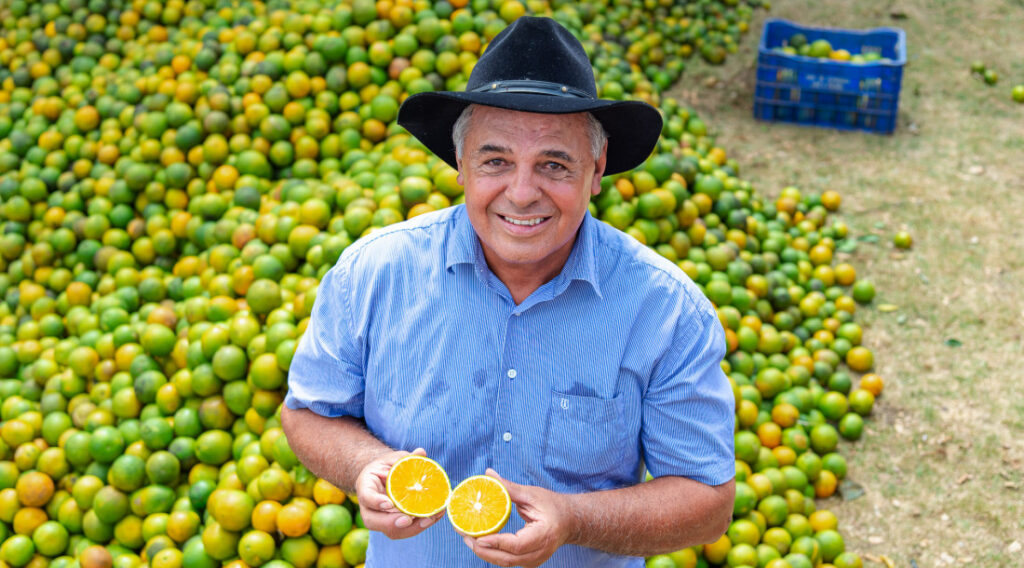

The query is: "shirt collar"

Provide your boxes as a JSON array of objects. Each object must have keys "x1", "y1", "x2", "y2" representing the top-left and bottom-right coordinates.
[
  {"x1": 444, "y1": 205, "x2": 479, "y2": 271},
  {"x1": 445, "y1": 205, "x2": 603, "y2": 300},
  {"x1": 551, "y1": 211, "x2": 603, "y2": 300}
]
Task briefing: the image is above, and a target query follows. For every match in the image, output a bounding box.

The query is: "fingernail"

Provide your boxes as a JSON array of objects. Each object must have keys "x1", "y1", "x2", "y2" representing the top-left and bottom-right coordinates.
[
  {"x1": 396, "y1": 515, "x2": 412, "y2": 528},
  {"x1": 419, "y1": 517, "x2": 433, "y2": 528},
  {"x1": 463, "y1": 536, "x2": 474, "y2": 548},
  {"x1": 477, "y1": 540, "x2": 492, "y2": 549}
]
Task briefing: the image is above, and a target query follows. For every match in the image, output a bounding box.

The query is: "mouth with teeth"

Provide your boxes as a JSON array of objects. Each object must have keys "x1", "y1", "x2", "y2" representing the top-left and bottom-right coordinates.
[{"x1": 500, "y1": 215, "x2": 550, "y2": 227}]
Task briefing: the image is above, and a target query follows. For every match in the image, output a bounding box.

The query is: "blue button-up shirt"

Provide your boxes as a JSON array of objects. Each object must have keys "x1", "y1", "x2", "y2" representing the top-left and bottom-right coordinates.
[{"x1": 286, "y1": 204, "x2": 734, "y2": 567}]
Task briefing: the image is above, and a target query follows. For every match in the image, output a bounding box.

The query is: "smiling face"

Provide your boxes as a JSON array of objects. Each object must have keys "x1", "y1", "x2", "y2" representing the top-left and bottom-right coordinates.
[{"x1": 456, "y1": 106, "x2": 607, "y2": 296}]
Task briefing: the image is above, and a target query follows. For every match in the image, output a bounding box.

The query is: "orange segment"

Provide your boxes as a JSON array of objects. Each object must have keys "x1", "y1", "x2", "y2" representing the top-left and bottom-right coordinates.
[
  {"x1": 446, "y1": 475, "x2": 511, "y2": 537},
  {"x1": 385, "y1": 456, "x2": 450, "y2": 517}
]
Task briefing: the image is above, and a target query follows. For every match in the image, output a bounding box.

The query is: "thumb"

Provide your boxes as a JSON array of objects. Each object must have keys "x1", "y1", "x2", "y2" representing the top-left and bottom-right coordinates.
[{"x1": 485, "y1": 468, "x2": 530, "y2": 505}]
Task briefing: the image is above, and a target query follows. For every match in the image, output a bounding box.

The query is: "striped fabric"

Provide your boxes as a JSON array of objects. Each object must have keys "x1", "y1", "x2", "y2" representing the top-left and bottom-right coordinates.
[{"x1": 286, "y1": 204, "x2": 735, "y2": 567}]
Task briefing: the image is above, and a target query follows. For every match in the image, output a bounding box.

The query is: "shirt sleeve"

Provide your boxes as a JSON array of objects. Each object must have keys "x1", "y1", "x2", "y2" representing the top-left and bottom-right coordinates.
[
  {"x1": 284, "y1": 259, "x2": 365, "y2": 418},
  {"x1": 641, "y1": 299, "x2": 735, "y2": 486}
]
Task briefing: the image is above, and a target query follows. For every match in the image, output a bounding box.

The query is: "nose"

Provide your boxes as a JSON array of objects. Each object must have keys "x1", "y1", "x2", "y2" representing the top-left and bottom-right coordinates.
[{"x1": 504, "y1": 164, "x2": 542, "y2": 209}]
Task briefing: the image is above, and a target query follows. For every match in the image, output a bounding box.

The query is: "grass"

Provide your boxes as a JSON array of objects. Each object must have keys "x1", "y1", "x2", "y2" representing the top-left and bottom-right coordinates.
[{"x1": 669, "y1": 0, "x2": 1024, "y2": 565}]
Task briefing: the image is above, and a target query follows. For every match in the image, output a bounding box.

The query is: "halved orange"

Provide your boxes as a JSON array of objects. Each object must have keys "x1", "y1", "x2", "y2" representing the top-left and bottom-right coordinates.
[
  {"x1": 385, "y1": 456, "x2": 450, "y2": 518},
  {"x1": 447, "y1": 475, "x2": 511, "y2": 537}
]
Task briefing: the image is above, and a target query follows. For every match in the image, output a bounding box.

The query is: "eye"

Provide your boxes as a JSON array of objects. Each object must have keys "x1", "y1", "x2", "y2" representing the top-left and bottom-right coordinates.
[
  {"x1": 483, "y1": 158, "x2": 506, "y2": 167},
  {"x1": 542, "y1": 161, "x2": 566, "y2": 172}
]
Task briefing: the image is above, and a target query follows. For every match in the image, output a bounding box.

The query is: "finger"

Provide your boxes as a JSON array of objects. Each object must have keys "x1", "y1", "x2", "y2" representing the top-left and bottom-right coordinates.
[
  {"x1": 360, "y1": 491, "x2": 397, "y2": 515},
  {"x1": 418, "y1": 511, "x2": 444, "y2": 528},
  {"x1": 356, "y1": 487, "x2": 391, "y2": 512},
  {"x1": 369, "y1": 450, "x2": 413, "y2": 497},
  {"x1": 418, "y1": 515, "x2": 440, "y2": 529},
  {"x1": 355, "y1": 477, "x2": 392, "y2": 511},
  {"x1": 361, "y1": 509, "x2": 421, "y2": 537},
  {"x1": 465, "y1": 536, "x2": 542, "y2": 568},
  {"x1": 359, "y1": 460, "x2": 404, "y2": 500},
  {"x1": 411, "y1": 447, "x2": 427, "y2": 456},
  {"x1": 379, "y1": 523, "x2": 432, "y2": 540},
  {"x1": 379, "y1": 449, "x2": 412, "y2": 467},
  {"x1": 360, "y1": 508, "x2": 402, "y2": 532},
  {"x1": 477, "y1": 523, "x2": 545, "y2": 556},
  {"x1": 485, "y1": 468, "x2": 532, "y2": 507},
  {"x1": 360, "y1": 462, "x2": 390, "y2": 491},
  {"x1": 484, "y1": 468, "x2": 515, "y2": 494},
  {"x1": 371, "y1": 471, "x2": 390, "y2": 497}
]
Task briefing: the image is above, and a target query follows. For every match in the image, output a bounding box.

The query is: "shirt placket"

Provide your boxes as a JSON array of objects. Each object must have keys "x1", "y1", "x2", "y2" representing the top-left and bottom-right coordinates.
[{"x1": 493, "y1": 304, "x2": 522, "y2": 476}]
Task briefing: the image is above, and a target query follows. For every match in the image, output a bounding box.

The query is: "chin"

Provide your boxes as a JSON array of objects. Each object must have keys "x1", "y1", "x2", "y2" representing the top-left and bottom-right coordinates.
[{"x1": 493, "y1": 247, "x2": 549, "y2": 266}]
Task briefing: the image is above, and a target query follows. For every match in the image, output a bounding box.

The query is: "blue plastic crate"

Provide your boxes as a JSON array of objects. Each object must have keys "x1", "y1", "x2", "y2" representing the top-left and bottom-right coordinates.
[{"x1": 753, "y1": 19, "x2": 906, "y2": 134}]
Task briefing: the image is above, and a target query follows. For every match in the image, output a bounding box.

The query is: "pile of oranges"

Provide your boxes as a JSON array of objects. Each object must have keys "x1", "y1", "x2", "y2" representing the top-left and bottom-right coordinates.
[{"x1": 0, "y1": 0, "x2": 884, "y2": 567}]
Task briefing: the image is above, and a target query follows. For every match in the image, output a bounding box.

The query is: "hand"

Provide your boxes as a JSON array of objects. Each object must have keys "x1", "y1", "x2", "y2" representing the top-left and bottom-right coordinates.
[
  {"x1": 354, "y1": 447, "x2": 445, "y2": 539},
  {"x1": 462, "y1": 469, "x2": 573, "y2": 567}
]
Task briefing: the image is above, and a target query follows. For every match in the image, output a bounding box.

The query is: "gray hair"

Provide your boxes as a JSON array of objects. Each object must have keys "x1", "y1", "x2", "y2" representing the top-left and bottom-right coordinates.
[{"x1": 452, "y1": 104, "x2": 608, "y2": 162}]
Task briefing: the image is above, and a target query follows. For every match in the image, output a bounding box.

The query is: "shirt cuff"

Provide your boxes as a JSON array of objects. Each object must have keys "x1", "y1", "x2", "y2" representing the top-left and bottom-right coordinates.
[{"x1": 283, "y1": 389, "x2": 363, "y2": 419}]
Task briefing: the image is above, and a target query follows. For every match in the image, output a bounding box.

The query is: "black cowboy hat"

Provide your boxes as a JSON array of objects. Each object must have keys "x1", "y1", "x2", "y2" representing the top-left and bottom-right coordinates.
[{"x1": 397, "y1": 16, "x2": 663, "y2": 176}]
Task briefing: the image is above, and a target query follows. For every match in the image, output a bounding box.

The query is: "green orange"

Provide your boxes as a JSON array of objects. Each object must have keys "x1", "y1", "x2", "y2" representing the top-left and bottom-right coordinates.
[
  {"x1": 0, "y1": 534, "x2": 35, "y2": 567},
  {"x1": 246, "y1": 280, "x2": 283, "y2": 315},
  {"x1": 310, "y1": 504, "x2": 352, "y2": 546},
  {"x1": 108, "y1": 455, "x2": 147, "y2": 493},
  {"x1": 239, "y1": 530, "x2": 277, "y2": 566},
  {"x1": 201, "y1": 521, "x2": 240, "y2": 561},
  {"x1": 340, "y1": 527, "x2": 369, "y2": 566}
]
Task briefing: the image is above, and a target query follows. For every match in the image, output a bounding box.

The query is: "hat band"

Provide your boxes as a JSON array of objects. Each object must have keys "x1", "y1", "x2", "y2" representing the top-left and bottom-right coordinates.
[{"x1": 471, "y1": 79, "x2": 593, "y2": 99}]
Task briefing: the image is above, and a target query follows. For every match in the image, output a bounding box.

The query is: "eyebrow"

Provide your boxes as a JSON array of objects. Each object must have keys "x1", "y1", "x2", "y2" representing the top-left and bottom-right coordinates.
[
  {"x1": 472, "y1": 145, "x2": 577, "y2": 163},
  {"x1": 541, "y1": 149, "x2": 576, "y2": 163},
  {"x1": 473, "y1": 144, "x2": 511, "y2": 155}
]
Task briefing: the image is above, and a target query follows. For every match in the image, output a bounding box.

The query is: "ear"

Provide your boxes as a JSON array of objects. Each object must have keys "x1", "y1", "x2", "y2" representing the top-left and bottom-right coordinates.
[
  {"x1": 590, "y1": 141, "x2": 608, "y2": 196},
  {"x1": 456, "y1": 157, "x2": 464, "y2": 186}
]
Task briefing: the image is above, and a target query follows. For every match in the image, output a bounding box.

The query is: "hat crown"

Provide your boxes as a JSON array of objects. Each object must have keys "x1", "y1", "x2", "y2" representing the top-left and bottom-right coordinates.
[
  {"x1": 465, "y1": 16, "x2": 597, "y2": 99},
  {"x1": 396, "y1": 16, "x2": 663, "y2": 176}
]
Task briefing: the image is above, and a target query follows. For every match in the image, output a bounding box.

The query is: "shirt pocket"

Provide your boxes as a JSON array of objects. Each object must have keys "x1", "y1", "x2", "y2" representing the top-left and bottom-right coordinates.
[{"x1": 542, "y1": 390, "x2": 630, "y2": 488}]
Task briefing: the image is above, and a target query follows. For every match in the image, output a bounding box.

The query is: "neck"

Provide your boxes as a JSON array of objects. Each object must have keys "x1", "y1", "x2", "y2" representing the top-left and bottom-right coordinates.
[
  {"x1": 482, "y1": 235, "x2": 579, "y2": 305},
  {"x1": 491, "y1": 263, "x2": 563, "y2": 305}
]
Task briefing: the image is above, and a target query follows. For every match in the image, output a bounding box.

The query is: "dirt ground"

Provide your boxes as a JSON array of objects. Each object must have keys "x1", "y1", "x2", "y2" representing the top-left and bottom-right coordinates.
[{"x1": 669, "y1": 1, "x2": 1024, "y2": 566}]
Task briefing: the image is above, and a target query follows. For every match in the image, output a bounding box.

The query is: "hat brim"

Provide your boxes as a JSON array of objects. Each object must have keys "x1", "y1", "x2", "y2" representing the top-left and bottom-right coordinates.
[{"x1": 397, "y1": 91, "x2": 663, "y2": 176}]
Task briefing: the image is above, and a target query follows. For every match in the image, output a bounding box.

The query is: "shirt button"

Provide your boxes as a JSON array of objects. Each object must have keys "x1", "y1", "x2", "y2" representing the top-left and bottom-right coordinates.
[
  {"x1": 507, "y1": 369, "x2": 517, "y2": 379},
  {"x1": 502, "y1": 432, "x2": 512, "y2": 442}
]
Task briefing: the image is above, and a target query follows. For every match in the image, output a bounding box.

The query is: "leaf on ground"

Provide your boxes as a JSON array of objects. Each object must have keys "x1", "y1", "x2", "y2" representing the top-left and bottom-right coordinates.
[
  {"x1": 837, "y1": 240, "x2": 858, "y2": 253},
  {"x1": 858, "y1": 234, "x2": 880, "y2": 243},
  {"x1": 879, "y1": 304, "x2": 899, "y2": 312},
  {"x1": 873, "y1": 221, "x2": 886, "y2": 229},
  {"x1": 839, "y1": 479, "x2": 865, "y2": 501},
  {"x1": 944, "y1": 338, "x2": 962, "y2": 347},
  {"x1": 865, "y1": 555, "x2": 896, "y2": 568}
]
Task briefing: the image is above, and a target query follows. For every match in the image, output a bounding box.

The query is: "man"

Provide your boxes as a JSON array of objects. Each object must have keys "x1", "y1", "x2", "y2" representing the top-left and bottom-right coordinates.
[{"x1": 282, "y1": 16, "x2": 735, "y2": 567}]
